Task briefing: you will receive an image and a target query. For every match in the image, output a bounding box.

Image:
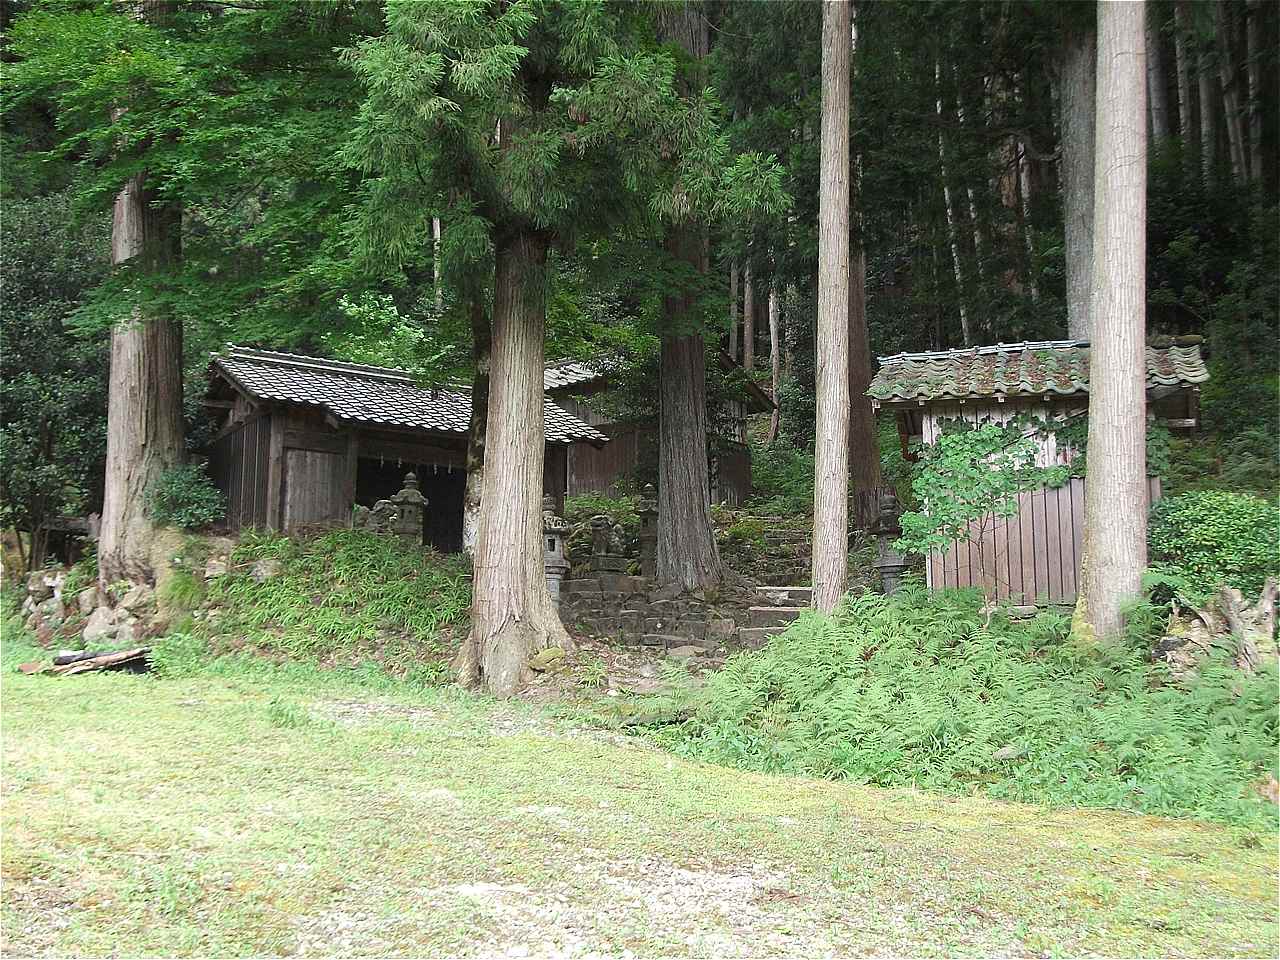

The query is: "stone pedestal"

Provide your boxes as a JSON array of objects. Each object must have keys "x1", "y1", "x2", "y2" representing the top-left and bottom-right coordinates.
[
  {"x1": 589, "y1": 513, "x2": 627, "y2": 574},
  {"x1": 637, "y1": 483, "x2": 657, "y2": 580},
  {"x1": 869, "y1": 490, "x2": 910, "y2": 595},
  {"x1": 542, "y1": 496, "x2": 571, "y2": 605}
]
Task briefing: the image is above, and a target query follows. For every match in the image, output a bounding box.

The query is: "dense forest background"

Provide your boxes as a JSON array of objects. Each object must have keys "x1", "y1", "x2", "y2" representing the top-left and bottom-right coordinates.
[{"x1": 2, "y1": 0, "x2": 1276, "y2": 551}]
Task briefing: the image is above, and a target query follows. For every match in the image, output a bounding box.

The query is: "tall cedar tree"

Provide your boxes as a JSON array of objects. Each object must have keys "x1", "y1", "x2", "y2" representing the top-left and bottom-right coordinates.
[
  {"x1": 346, "y1": 0, "x2": 784, "y2": 695},
  {"x1": 1073, "y1": 0, "x2": 1148, "y2": 643},
  {"x1": 813, "y1": 0, "x2": 852, "y2": 612},
  {"x1": 655, "y1": 2, "x2": 722, "y2": 594},
  {"x1": 99, "y1": 1, "x2": 184, "y2": 586}
]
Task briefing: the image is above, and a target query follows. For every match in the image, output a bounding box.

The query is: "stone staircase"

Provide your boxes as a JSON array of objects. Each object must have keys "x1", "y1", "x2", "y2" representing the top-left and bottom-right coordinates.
[{"x1": 562, "y1": 575, "x2": 811, "y2": 655}]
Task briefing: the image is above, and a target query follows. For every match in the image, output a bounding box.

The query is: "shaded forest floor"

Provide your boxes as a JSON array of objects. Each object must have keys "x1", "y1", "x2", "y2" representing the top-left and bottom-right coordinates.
[{"x1": 3, "y1": 647, "x2": 1277, "y2": 958}]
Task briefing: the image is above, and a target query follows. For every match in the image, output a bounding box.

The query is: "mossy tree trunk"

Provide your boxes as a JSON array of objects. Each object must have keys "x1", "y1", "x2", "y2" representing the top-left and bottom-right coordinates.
[{"x1": 98, "y1": 170, "x2": 184, "y2": 587}]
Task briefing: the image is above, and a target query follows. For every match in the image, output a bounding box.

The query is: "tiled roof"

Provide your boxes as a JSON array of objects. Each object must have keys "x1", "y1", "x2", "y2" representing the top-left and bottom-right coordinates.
[
  {"x1": 867, "y1": 340, "x2": 1209, "y2": 404},
  {"x1": 213, "y1": 347, "x2": 609, "y2": 445},
  {"x1": 543, "y1": 358, "x2": 607, "y2": 391},
  {"x1": 544, "y1": 353, "x2": 776, "y2": 414}
]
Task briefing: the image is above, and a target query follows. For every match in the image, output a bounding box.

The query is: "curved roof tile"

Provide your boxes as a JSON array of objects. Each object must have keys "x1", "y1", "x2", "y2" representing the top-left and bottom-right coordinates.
[{"x1": 867, "y1": 340, "x2": 1208, "y2": 404}]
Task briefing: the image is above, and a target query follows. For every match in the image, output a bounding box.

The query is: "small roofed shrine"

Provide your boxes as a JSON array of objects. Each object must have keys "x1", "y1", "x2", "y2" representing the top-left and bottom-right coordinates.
[
  {"x1": 203, "y1": 347, "x2": 608, "y2": 552},
  {"x1": 867, "y1": 338, "x2": 1209, "y2": 604}
]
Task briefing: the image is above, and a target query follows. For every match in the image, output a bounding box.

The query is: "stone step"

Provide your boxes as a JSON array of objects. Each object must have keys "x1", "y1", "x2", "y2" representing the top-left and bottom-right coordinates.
[
  {"x1": 641, "y1": 633, "x2": 719, "y2": 652},
  {"x1": 747, "y1": 605, "x2": 804, "y2": 628},
  {"x1": 737, "y1": 626, "x2": 780, "y2": 649},
  {"x1": 755, "y1": 585, "x2": 812, "y2": 606}
]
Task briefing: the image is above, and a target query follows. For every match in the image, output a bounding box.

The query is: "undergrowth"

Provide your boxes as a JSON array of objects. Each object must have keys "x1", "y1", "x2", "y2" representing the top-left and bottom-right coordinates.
[
  {"x1": 158, "y1": 529, "x2": 471, "y2": 679},
  {"x1": 643, "y1": 583, "x2": 1279, "y2": 830}
]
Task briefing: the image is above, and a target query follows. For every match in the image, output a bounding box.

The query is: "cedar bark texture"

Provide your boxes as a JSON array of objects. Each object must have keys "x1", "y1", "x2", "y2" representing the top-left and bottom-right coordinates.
[
  {"x1": 1198, "y1": 36, "x2": 1217, "y2": 188},
  {"x1": 767, "y1": 284, "x2": 781, "y2": 444},
  {"x1": 812, "y1": 0, "x2": 851, "y2": 612},
  {"x1": 1172, "y1": 1, "x2": 1196, "y2": 169},
  {"x1": 461, "y1": 297, "x2": 490, "y2": 556},
  {"x1": 1146, "y1": 4, "x2": 1171, "y2": 144},
  {"x1": 1074, "y1": 0, "x2": 1148, "y2": 645},
  {"x1": 97, "y1": 171, "x2": 184, "y2": 586},
  {"x1": 1245, "y1": 0, "x2": 1263, "y2": 185},
  {"x1": 847, "y1": 244, "x2": 880, "y2": 510},
  {"x1": 1058, "y1": 27, "x2": 1096, "y2": 340},
  {"x1": 742, "y1": 260, "x2": 755, "y2": 371},
  {"x1": 654, "y1": 0, "x2": 722, "y2": 594},
  {"x1": 728, "y1": 261, "x2": 739, "y2": 362},
  {"x1": 457, "y1": 232, "x2": 567, "y2": 696}
]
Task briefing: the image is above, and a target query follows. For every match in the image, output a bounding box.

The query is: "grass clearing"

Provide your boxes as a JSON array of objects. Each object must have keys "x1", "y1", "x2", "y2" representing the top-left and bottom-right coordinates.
[{"x1": 2, "y1": 632, "x2": 1277, "y2": 958}]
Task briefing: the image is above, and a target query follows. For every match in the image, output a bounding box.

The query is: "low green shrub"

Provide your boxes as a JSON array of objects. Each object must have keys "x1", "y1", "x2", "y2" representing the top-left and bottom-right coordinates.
[
  {"x1": 146, "y1": 463, "x2": 225, "y2": 530},
  {"x1": 648, "y1": 584, "x2": 1278, "y2": 829},
  {"x1": 1149, "y1": 490, "x2": 1280, "y2": 596}
]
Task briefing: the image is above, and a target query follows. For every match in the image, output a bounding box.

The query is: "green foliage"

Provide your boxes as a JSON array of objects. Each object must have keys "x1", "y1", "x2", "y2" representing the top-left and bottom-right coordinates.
[
  {"x1": 563, "y1": 492, "x2": 639, "y2": 566},
  {"x1": 723, "y1": 518, "x2": 766, "y2": 550},
  {"x1": 156, "y1": 569, "x2": 205, "y2": 615},
  {"x1": 1149, "y1": 491, "x2": 1280, "y2": 597},
  {"x1": 897, "y1": 418, "x2": 1066, "y2": 558},
  {"x1": 748, "y1": 443, "x2": 814, "y2": 515},
  {"x1": 0, "y1": 193, "x2": 109, "y2": 559},
  {"x1": 202, "y1": 530, "x2": 471, "y2": 672},
  {"x1": 149, "y1": 630, "x2": 210, "y2": 680},
  {"x1": 650, "y1": 585, "x2": 1278, "y2": 829},
  {"x1": 145, "y1": 464, "x2": 225, "y2": 531},
  {"x1": 1052, "y1": 414, "x2": 1173, "y2": 480}
]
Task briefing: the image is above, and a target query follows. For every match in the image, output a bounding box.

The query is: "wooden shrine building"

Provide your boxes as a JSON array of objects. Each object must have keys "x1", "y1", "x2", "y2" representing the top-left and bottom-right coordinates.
[
  {"x1": 204, "y1": 347, "x2": 608, "y2": 552},
  {"x1": 868, "y1": 338, "x2": 1209, "y2": 604},
  {"x1": 544, "y1": 353, "x2": 774, "y2": 505}
]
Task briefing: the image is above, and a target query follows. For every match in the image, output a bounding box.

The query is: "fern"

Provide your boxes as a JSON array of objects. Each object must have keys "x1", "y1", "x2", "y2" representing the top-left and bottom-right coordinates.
[{"x1": 648, "y1": 589, "x2": 1278, "y2": 829}]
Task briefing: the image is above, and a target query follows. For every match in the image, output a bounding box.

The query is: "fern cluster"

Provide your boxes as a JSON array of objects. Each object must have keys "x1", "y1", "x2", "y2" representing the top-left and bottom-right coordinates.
[
  {"x1": 653, "y1": 584, "x2": 1278, "y2": 829},
  {"x1": 201, "y1": 530, "x2": 471, "y2": 674}
]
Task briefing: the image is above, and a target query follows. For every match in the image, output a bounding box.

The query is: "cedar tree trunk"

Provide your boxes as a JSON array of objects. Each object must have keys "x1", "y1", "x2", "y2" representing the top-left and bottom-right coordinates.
[
  {"x1": 848, "y1": 242, "x2": 880, "y2": 516},
  {"x1": 1147, "y1": 3, "x2": 1171, "y2": 144},
  {"x1": 1058, "y1": 27, "x2": 1096, "y2": 340},
  {"x1": 728, "y1": 261, "x2": 739, "y2": 362},
  {"x1": 742, "y1": 259, "x2": 755, "y2": 371},
  {"x1": 456, "y1": 231, "x2": 567, "y2": 695},
  {"x1": 1073, "y1": 0, "x2": 1148, "y2": 645},
  {"x1": 1198, "y1": 38, "x2": 1217, "y2": 188},
  {"x1": 98, "y1": 171, "x2": 184, "y2": 586},
  {"x1": 1173, "y1": 1, "x2": 1196, "y2": 171},
  {"x1": 934, "y1": 60, "x2": 971, "y2": 345},
  {"x1": 654, "y1": 0, "x2": 722, "y2": 594},
  {"x1": 461, "y1": 296, "x2": 490, "y2": 556},
  {"x1": 813, "y1": 0, "x2": 852, "y2": 612},
  {"x1": 1245, "y1": 0, "x2": 1263, "y2": 185},
  {"x1": 767, "y1": 283, "x2": 781, "y2": 445}
]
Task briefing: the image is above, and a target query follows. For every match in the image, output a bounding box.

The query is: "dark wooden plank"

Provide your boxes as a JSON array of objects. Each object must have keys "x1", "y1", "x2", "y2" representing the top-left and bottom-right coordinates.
[
  {"x1": 1056, "y1": 482, "x2": 1076, "y2": 601},
  {"x1": 266, "y1": 416, "x2": 284, "y2": 530}
]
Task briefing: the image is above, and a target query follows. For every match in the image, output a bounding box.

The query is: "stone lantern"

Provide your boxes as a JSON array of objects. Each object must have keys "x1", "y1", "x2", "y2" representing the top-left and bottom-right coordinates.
[
  {"x1": 869, "y1": 490, "x2": 910, "y2": 595},
  {"x1": 542, "y1": 496, "x2": 571, "y2": 604},
  {"x1": 637, "y1": 483, "x2": 658, "y2": 579},
  {"x1": 389, "y1": 472, "x2": 428, "y2": 541}
]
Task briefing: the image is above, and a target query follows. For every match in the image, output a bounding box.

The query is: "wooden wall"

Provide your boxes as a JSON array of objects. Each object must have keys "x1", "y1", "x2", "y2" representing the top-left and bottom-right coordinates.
[
  {"x1": 209, "y1": 400, "x2": 576, "y2": 540},
  {"x1": 711, "y1": 441, "x2": 752, "y2": 506},
  {"x1": 567, "y1": 424, "x2": 643, "y2": 496},
  {"x1": 207, "y1": 414, "x2": 273, "y2": 530},
  {"x1": 917, "y1": 398, "x2": 1162, "y2": 604}
]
